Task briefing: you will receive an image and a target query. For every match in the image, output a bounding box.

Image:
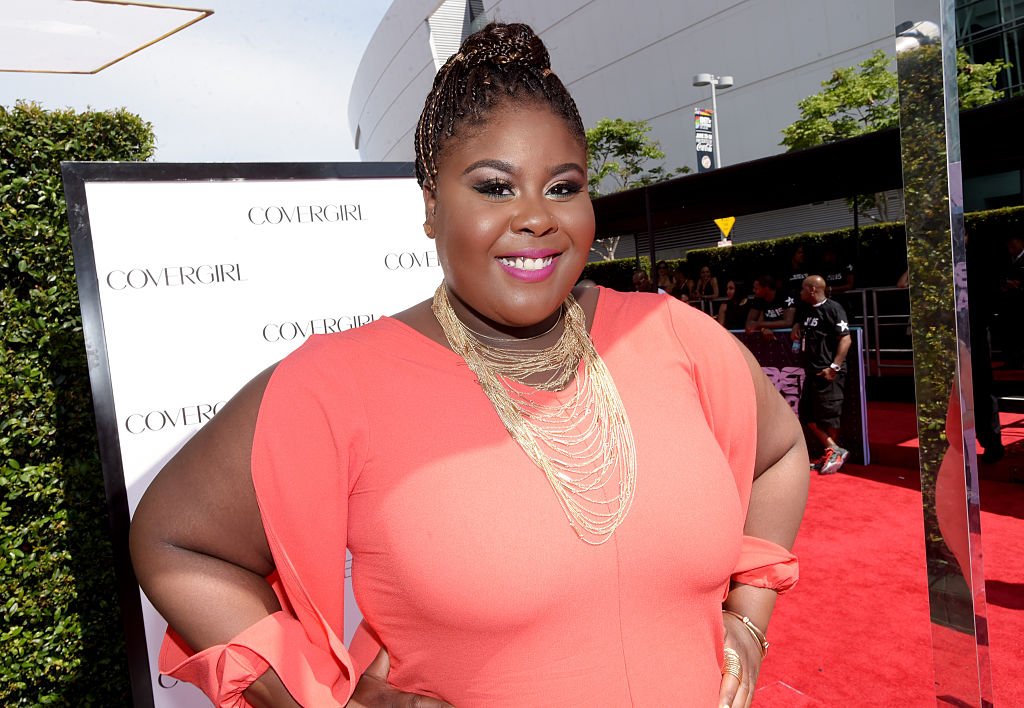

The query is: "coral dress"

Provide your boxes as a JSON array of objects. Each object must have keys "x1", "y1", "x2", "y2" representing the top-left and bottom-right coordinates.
[{"x1": 160, "y1": 288, "x2": 796, "y2": 706}]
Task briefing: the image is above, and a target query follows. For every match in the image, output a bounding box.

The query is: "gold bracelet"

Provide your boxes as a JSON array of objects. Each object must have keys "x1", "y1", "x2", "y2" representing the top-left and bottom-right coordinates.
[{"x1": 722, "y1": 609, "x2": 769, "y2": 658}]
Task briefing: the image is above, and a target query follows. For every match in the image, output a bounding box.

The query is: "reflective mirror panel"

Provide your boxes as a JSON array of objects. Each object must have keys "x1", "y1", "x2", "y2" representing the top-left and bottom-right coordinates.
[{"x1": 894, "y1": 0, "x2": 993, "y2": 704}]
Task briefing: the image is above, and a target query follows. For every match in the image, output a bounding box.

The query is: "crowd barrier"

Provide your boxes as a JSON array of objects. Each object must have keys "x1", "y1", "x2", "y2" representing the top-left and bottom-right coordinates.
[{"x1": 689, "y1": 286, "x2": 912, "y2": 377}]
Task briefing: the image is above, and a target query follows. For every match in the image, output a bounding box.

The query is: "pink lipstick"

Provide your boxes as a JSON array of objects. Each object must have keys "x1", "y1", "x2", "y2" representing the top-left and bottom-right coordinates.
[{"x1": 496, "y1": 251, "x2": 561, "y2": 282}]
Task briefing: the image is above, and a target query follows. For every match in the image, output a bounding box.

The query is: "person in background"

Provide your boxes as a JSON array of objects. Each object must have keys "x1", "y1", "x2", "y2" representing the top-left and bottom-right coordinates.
[
  {"x1": 670, "y1": 265, "x2": 696, "y2": 301},
  {"x1": 130, "y1": 22, "x2": 807, "y2": 708},
  {"x1": 997, "y1": 235, "x2": 1024, "y2": 368},
  {"x1": 968, "y1": 232, "x2": 1004, "y2": 462},
  {"x1": 655, "y1": 260, "x2": 677, "y2": 294},
  {"x1": 746, "y1": 274, "x2": 796, "y2": 338},
  {"x1": 633, "y1": 268, "x2": 663, "y2": 294},
  {"x1": 784, "y1": 244, "x2": 810, "y2": 299},
  {"x1": 820, "y1": 245, "x2": 855, "y2": 296},
  {"x1": 792, "y1": 275, "x2": 852, "y2": 475},
  {"x1": 694, "y1": 264, "x2": 720, "y2": 301},
  {"x1": 718, "y1": 279, "x2": 751, "y2": 331}
]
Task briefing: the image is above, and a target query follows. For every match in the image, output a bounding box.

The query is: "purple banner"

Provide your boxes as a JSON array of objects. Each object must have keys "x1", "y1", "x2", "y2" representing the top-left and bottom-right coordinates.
[{"x1": 734, "y1": 328, "x2": 869, "y2": 465}]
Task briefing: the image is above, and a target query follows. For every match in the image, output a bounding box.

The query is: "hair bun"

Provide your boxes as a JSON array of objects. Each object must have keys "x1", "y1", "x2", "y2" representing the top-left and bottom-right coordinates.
[
  {"x1": 415, "y1": 21, "x2": 584, "y2": 189},
  {"x1": 458, "y1": 22, "x2": 551, "y2": 73}
]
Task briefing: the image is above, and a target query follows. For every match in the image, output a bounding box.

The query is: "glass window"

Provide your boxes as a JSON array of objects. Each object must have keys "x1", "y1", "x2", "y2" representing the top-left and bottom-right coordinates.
[
  {"x1": 1001, "y1": 0, "x2": 1024, "y2": 24},
  {"x1": 958, "y1": 0, "x2": 1003, "y2": 39},
  {"x1": 1004, "y1": 27, "x2": 1024, "y2": 94}
]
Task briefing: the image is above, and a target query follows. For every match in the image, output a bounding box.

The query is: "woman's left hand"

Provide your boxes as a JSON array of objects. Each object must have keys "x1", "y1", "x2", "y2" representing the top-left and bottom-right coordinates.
[{"x1": 717, "y1": 612, "x2": 764, "y2": 708}]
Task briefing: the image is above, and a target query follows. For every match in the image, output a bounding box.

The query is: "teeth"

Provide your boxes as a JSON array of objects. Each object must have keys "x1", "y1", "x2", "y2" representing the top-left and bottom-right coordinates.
[{"x1": 499, "y1": 256, "x2": 555, "y2": 271}]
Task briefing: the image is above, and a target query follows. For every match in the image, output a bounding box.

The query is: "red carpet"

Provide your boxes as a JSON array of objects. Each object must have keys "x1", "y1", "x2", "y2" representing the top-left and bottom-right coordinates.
[{"x1": 754, "y1": 402, "x2": 1024, "y2": 706}]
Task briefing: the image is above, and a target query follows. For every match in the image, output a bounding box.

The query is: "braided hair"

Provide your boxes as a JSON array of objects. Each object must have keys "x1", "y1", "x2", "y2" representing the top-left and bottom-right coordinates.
[{"x1": 414, "y1": 22, "x2": 586, "y2": 190}]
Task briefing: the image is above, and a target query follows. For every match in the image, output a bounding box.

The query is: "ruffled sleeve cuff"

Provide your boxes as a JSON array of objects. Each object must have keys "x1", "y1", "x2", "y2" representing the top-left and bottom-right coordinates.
[
  {"x1": 730, "y1": 535, "x2": 799, "y2": 594},
  {"x1": 159, "y1": 611, "x2": 356, "y2": 707}
]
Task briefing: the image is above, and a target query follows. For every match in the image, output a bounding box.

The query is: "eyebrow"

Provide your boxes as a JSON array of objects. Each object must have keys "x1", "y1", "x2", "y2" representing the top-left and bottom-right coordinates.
[
  {"x1": 550, "y1": 162, "x2": 586, "y2": 176},
  {"x1": 462, "y1": 159, "x2": 585, "y2": 177},
  {"x1": 463, "y1": 159, "x2": 514, "y2": 175}
]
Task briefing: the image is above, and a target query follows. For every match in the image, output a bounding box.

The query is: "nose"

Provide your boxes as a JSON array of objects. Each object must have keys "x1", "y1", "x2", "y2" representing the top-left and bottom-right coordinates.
[{"x1": 509, "y1": 193, "x2": 558, "y2": 237}]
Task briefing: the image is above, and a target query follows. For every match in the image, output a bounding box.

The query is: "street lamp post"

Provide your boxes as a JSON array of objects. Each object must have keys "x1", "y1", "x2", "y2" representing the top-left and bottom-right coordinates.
[{"x1": 692, "y1": 73, "x2": 733, "y2": 168}]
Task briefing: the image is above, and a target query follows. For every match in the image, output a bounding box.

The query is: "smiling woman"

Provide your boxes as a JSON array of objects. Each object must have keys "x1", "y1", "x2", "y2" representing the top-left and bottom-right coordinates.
[
  {"x1": 420, "y1": 105, "x2": 593, "y2": 332},
  {"x1": 129, "y1": 21, "x2": 809, "y2": 708}
]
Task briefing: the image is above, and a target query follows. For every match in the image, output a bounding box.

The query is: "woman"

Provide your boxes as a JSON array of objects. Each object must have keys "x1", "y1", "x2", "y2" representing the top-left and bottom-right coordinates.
[
  {"x1": 673, "y1": 266, "x2": 696, "y2": 301},
  {"x1": 695, "y1": 264, "x2": 720, "y2": 300},
  {"x1": 130, "y1": 23, "x2": 807, "y2": 708},
  {"x1": 717, "y1": 279, "x2": 751, "y2": 330},
  {"x1": 654, "y1": 260, "x2": 677, "y2": 295}
]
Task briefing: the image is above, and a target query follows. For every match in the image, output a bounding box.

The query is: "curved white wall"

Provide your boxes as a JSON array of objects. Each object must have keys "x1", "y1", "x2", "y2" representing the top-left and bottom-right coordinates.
[
  {"x1": 350, "y1": 0, "x2": 895, "y2": 172},
  {"x1": 348, "y1": 0, "x2": 443, "y2": 163}
]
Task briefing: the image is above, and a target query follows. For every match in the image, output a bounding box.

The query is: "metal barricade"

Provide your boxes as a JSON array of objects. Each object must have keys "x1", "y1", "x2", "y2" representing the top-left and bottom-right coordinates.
[
  {"x1": 867, "y1": 286, "x2": 913, "y2": 376},
  {"x1": 673, "y1": 288, "x2": 912, "y2": 378}
]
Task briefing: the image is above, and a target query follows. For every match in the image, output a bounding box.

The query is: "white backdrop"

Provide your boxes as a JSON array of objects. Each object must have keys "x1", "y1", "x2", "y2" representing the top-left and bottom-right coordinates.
[{"x1": 65, "y1": 164, "x2": 435, "y2": 707}]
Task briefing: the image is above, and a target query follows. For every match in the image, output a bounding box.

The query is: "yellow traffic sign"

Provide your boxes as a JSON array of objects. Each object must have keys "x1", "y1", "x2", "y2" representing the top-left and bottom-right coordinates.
[{"x1": 714, "y1": 217, "x2": 736, "y2": 238}]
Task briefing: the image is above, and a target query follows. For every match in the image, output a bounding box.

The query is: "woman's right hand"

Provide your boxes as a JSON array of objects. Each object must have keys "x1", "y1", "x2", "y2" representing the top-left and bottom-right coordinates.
[{"x1": 347, "y1": 649, "x2": 454, "y2": 707}]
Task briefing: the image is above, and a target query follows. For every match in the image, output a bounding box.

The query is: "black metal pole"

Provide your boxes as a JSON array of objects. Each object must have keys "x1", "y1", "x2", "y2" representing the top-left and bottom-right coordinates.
[{"x1": 645, "y1": 188, "x2": 656, "y2": 279}]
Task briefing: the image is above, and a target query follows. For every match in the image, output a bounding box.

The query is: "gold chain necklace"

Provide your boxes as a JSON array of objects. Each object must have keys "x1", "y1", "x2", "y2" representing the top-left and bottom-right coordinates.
[{"x1": 432, "y1": 284, "x2": 636, "y2": 544}]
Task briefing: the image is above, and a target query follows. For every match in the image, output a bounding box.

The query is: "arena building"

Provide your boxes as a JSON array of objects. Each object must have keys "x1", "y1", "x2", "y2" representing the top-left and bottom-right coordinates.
[{"x1": 348, "y1": 1, "x2": 1015, "y2": 256}]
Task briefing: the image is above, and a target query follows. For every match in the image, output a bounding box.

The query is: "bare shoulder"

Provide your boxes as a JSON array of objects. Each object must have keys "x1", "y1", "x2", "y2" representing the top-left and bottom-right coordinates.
[
  {"x1": 389, "y1": 298, "x2": 446, "y2": 348},
  {"x1": 131, "y1": 363, "x2": 279, "y2": 574},
  {"x1": 159, "y1": 363, "x2": 277, "y2": 488},
  {"x1": 389, "y1": 297, "x2": 432, "y2": 328}
]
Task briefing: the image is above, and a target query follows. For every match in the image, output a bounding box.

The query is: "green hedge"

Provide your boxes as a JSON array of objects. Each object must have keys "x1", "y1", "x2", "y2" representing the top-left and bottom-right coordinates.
[
  {"x1": 581, "y1": 256, "x2": 649, "y2": 291},
  {"x1": 584, "y1": 205, "x2": 1024, "y2": 290},
  {"x1": 1, "y1": 101, "x2": 154, "y2": 705},
  {"x1": 685, "y1": 221, "x2": 906, "y2": 288}
]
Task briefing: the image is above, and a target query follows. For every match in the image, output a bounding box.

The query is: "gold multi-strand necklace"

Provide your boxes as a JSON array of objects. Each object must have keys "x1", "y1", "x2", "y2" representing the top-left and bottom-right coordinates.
[{"x1": 432, "y1": 284, "x2": 636, "y2": 545}]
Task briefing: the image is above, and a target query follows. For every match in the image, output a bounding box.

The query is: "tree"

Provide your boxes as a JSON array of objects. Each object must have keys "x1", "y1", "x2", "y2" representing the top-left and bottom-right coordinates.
[
  {"x1": 780, "y1": 49, "x2": 1007, "y2": 221},
  {"x1": 587, "y1": 118, "x2": 689, "y2": 197},
  {"x1": 780, "y1": 50, "x2": 899, "y2": 151},
  {"x1": 586, "y1": 118, "x2": 689, "y2": 259},
  {"x1": 957, "y1": 50, "x2": 1007, "y2": 109},
  {"x1": 781, "y1": 48, "x2": 1007, "y2": 150}
]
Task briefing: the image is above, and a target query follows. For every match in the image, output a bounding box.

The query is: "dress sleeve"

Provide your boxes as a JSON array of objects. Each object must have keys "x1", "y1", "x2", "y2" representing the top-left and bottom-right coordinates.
[
  {"x1": 158, "y1": 611, "x2": 355, "y2": 707},
  {"x1": 664, "y1": 298, "x2": 757, "y2": 513},
  {"x1": 731, "y1": 535, "x2": 799, "y2": 593},
  {"x1": 663, "y1": 298, "x2": 799, "y2": 594},
  {"x1": 157, "y1": 335, "x2": 374, "y2": 705}
]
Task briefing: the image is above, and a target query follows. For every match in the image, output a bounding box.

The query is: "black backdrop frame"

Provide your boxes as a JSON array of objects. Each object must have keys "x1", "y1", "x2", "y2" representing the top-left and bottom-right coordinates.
[{"x1": 61, "y1": 161, "x2": 416, "y2": 707}]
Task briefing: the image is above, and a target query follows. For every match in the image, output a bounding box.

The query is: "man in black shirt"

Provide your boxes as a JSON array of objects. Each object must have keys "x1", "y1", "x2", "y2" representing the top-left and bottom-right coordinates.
[
  {"x1": 792, "y1": 275, "x2": 852, "y2": 474},
  {"x1": 745, "y1": 274, "x2": 796, "y2": 337}
]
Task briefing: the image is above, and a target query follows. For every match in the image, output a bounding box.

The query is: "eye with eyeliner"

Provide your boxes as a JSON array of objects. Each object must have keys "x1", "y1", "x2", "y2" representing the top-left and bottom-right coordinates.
[
  {"x1": 471, "y1": 177, "x2": 584, "y2": 201},
  {"x1": 472, "y1": 177, "x2": 515, "y2": 199},
  {"x1": 548, "y1": 180, "x2": 583, "y2": 199}
]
